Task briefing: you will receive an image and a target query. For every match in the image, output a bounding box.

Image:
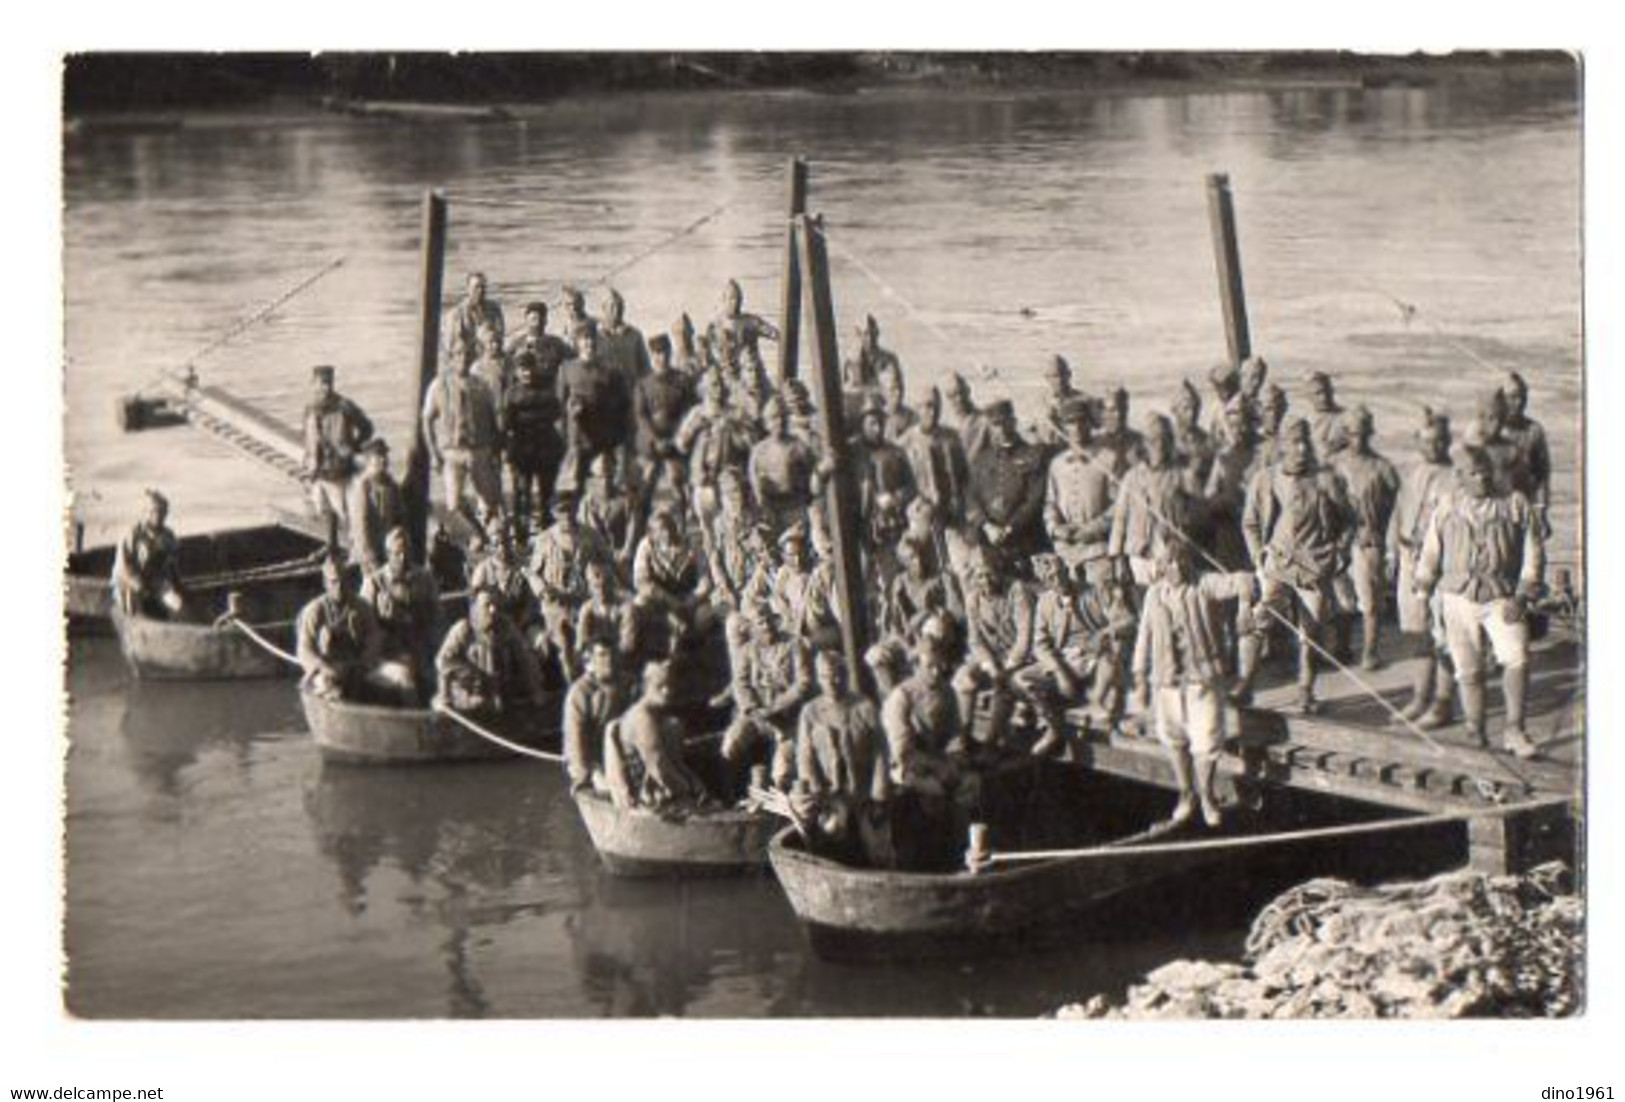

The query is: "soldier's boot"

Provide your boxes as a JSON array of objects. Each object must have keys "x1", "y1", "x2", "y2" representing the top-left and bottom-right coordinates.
[
  {"x1": 1460, "y1": 675, "x2": 1489, "y2": 748},
  {"x1": 1028, "y1": 702, "x2": 1067, "y2": 758},
  {"x1": 1502, "y1": 662, "x2": 1539, "y2": 760},
  {"x1": 1230, "y1": 634, "x2": 1262, "y2": 708},
  {"x1": 1296, "y1": 636, "x2": 1319, "y2": 716},
  {"x1": 1195, "y1": 752, "x2": 1224, "y2": 827},
  {"x1": 1167, "y1": 747, "x2": 1197, "y2": 825},
  {"x1": 1333, "y1": 614, "x2": 1354, "y2": 664},
  {"x1": 1360, "y1": 612, "x2": 1382, "y2": 671},
  {"x1": 1398, "y1": 653, "x2": 1438, "y2": 722},
  {"x1": 1417, "y1": 659, "x2": 1457, "y2": 730}
]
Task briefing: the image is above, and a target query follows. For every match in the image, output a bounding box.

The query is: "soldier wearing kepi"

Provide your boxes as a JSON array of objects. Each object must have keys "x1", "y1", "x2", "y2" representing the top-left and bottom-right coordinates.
[
  {"x1": 1332, "y1": 406, "x2": 1401, "y2": 670},
  {"x1": 302, "y1": 364, "x2": 375, "y2": 526},
  {"x1": 1094, "y1": 386, "x2": 1146, "y2": 479},
  {"x1": 1044, "y1": 395, "x2": 1116, "y2": 589},
  {"x1": 359, "y1": 526, "x2": 442, "y2": 701},
  {"x1": 1238, "y1": 417, "x2": 1353, "y2": 714},
  {"x1": 1109, "y1": 414, "x2": 1196, "y2": 597},
  {"x1": 501, "y1": 350, "x2": 566, "y2": 531},
  {"x1": 1414, "y1": 446, "x2": 1546, "y2": 758},
  {"x1": 111, "y1": 489, "x2": 186, "y2": 620},
  {"x1": 1305, "y1": 370, "x2": 1347, "y2": 461},
  {"x1": 346, "y1": 438, "x2": 405, "y2": 572},
  {"x1": 1500, "y1": 371, "x2": 1552, "y2": 522},
  {"x1": 1388, "y1": 409, "x2": 1459, "y2": 726},
  {"x1": 1131, "y1": 541, "x2": 1260, "y2": 826},
  {"x1": 1171, "y1": 379, "x2": 1217, "y2": 490},
  {"x1": 796, "y1": 647, "x2": 894, "y2": 864},
  {"x1": 965, "y1": 399, "x2": 1048, "y2": 575},
  {"x1": 563, "y1": 638, "x2": 632, "y2": 796}
]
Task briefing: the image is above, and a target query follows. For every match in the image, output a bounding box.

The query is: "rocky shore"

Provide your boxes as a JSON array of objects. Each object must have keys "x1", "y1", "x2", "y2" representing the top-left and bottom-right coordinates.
[{"x1": 1058, "y1": 862, "x2": 1583, "y2": 1019}]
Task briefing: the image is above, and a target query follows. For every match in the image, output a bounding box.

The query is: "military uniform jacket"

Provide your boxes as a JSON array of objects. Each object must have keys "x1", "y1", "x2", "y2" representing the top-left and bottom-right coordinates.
[
  {"x1": 1333, "y1": 449, "x2": 1402, "y2": 550},
  {"x1": 423, "y1": 371, "x2": 499, "y2": 452},
  {"x1": 881, "y1": 674, "x2": 961, "y2": 782},
  {"x1": 1417, "y1": 489, "x2": 1543, "y2": 603},
  {"x1": 564, "y1": 672, "x2": 632, "y2": 783},
  {"x1": 304, "y1": 395, "x2": 374, "y2": 480},
  {"x1": 967, "y1": 439, "x2": 1047, "y2": 539},
  {"x1": 1045, "y1": 447, "x2": 1115, "y2": 557},
  {"x1": 798, "y1": 695, "x2": 890, "y2": 805},
  {"x1": 296, "y1": 595, "x2": 381, "y2": 676},
  {"x1": 1242, "y1": 462, "x2": 1351, "y2": 587},
  {"x1": 346, "y1": 470, "x2": 405, "y2": 568},
  {"x1": 1132, "y1": 572, "x2": 1257, "y2": 689},
  {"x1": 1109, "y1": 462, "x2": 1196, "y2": 560}
]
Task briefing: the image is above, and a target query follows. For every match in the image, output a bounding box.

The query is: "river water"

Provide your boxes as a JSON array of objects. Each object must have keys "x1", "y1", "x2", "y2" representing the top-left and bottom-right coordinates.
[{"x1": 62, "y1": 79, "x2": 1581, "y2": 1017}]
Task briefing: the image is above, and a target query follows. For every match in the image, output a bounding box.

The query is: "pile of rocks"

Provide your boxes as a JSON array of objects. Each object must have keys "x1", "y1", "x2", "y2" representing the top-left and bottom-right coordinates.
[{"x1": 1057, "y1": 862, "x2": 1583, "y2": 1019}]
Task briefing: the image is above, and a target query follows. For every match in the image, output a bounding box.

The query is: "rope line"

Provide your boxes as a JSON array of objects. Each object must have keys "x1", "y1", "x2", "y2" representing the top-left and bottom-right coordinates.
[
  {"x1": 225, "y1": 617, "x2": 303, "y2": 667},
  {"x1": 814, "y1": 221, "x2": 1534, "y2": 793},
  {"x1": 593, "y1": 199, "x2": 737, "y2": 285},
  {"x1": 177, "y1": 256, "x2": 350, "y2": 377},
  {"x1": 431, "y1": 700, "x2": 566, "y2": 764},
  {"x1": 972, "y1": 795, "x2": 1573, "y2": 868},
  {"x1": 1358, "y1": 281, "x2": 1507, "y2": 374},
  {"x1": 815, "y1": 223, "x2": 999, "y2": 382}
]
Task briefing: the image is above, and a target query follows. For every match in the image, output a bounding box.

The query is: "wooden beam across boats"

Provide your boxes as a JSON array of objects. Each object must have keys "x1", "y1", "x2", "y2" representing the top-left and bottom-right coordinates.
[
  {"x1": 572, "y1": 790, "x2": 778, "y2": 878},
  {"x1": 301, "y1": 688, "x2": 563, "y2": 766}
]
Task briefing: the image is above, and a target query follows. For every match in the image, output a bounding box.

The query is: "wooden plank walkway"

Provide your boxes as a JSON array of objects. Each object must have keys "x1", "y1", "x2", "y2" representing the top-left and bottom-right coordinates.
[{"x1": 1067, "y1": 631, "x2": 1582, "y2": 873}]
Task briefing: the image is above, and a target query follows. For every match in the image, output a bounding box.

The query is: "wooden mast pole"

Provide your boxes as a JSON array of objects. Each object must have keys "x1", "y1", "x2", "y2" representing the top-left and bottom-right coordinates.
[
  {"x1": 776, "y1": 157, "x2": 809, "y2": 382},
  {"x1": 796, "y1": 213, "x2": 872, "y2": 690},
  {"x1": 1205, "y1": 172, "x2": 1252, "y2": 366},
  {"x1": 405, "y1": 189, "x2": 448, "y2": 562}
]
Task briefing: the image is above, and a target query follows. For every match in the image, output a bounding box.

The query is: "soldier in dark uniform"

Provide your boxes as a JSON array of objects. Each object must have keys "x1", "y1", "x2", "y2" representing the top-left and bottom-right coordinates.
[
  {"x1": 965, "y1": 399, "x2": 1048, "y2": 576},
  {"x1": 346, "y1": 438, "x2": 405, "y2": 573},
  {"x1": 302, "y1": 364, "x2": 375, "y2": 525},
  {"x1": 501, "y1": 351, "x2": 566, "y2": 531}
]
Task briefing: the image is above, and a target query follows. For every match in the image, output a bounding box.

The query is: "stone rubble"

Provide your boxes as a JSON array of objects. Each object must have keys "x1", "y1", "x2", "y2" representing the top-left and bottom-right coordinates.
[{"x1": 1056, "y1": 862, "x2": 1583, "y2": 1019}]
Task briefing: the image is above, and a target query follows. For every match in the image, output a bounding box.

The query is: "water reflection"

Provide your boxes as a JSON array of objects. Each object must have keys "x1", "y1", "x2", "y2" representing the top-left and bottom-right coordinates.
[{"x1": 116, "y1": 668, "x2": 302, "y2": 798}]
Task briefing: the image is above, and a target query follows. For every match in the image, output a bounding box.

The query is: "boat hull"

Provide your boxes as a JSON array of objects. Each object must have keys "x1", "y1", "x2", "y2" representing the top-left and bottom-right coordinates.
[
  {"x1": 769, "y1": 827, "x2": 1214, "y2": 959},
  {"x1": 301, "y1": 689, "x2": 560, "y2": 765},
  {"x1": 112, "y1": 608, "x2": 296, "y2": 680},
  {"x1": 573, "y1": 791, "x2": 777, "y2": 877}
]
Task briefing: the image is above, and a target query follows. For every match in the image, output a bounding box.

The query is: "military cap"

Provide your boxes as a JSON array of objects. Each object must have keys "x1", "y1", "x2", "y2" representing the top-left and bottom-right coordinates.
[
  {"x1": 1176, "y1": 379, "x2": 1202, "y2": 409},
  {"x1": 1306, "y1": 370, "x2": 1333, "y2": 390},
  {"x1": 1503, "y1": 370, "x2": 1529, "y2": 398},
  {"x1": 1209, "y1": 361, "x2": 1241, "y2": 390},
  {"x1": 1144, "y1": 412, "x2": 1174, "y2": 439},
  {"x1": 1285, "y1": 416, "x2": 1313, "y2": 440},
  {"x1": 524, "y1": 300, "x2": 548, "y2": 317},
  {"x1": 860, "y1": 392, "x2": 888, "y2": 421},
  {"x1": 1343, "y1": 405, "x2": 1374, "y2": 434},
  {"x1": 1045, "y1": 354, "x2": 1071, "y2": 379},
  {"x1": 1058, "y1": 395, "x2": 1093, "y2": 424},
  {"x1": 985, "y1": 398, "x2": 1016, "y2": 421},
  {"x1": 1478, "y1": 386, "x2": 1508, "y2": 416},
  {"x1": 648, "y1": 333, "x2": 672, "y2": 356},
  {"x1": 1262, "y1": 383, "x2": 1289, "y2": 411},
  {"x1": 142, "y1": 487, "x2": 169, "y2": 511},
  {"x1": 1108, "y1": 385, "x2": 1130, "y2": 410},
  {"x1": 311, "y1": 364, "x2": 336, "y2": 383},
  {"x1": 360, "y1": 437, "x2": 389, "y2": 456}
]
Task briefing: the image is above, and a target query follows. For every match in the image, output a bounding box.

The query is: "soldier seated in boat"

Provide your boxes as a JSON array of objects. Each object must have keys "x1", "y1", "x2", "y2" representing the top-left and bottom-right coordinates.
[
  {"x1": 794, "y1": 647, "x2": 895, "y2": 866},
  {"x1": 632, "y1": 506, "x2": 717, "y2": 636},
  {"x1": 346, "y1": 438, "x2": 405, "y2": 572},
  {"x1": 719, "y1": 596, "x2": 812, "y2": 798},
  {"x1": 949, "y1": 549, "x2": 1038, "y2": 758},
  {"x1": 864, "y1": 534, "x2": 964, "y2": 697},
  {"x1": 297, "y1": 555, "x2": 410, "y2": 703},
  {"x1": 575, "y1": 556, "x2": 636, "y2": 661},
  {"x1": 435, "y1": 586, "x2": 547, "y2": 718},
  {"x1": 359, "y1": 526, "x2": 441, "y2": 703},
  {"x1": 564, "y1": 638, "x2": 633, "y2": 796},
  {"x1": 111, "y1": 488, "x2": 186, "y2": 620},
  {"x1": 881, "y1": 634, "x2": 981, "y2": 867},
  {"x1": 1015, "y1": 553, "x2": 1135, "y2": 752},
  {"x1": 748, "y1": 395, "x2": 821, "y2": 539},
  {"x1": 469, "y1": 515, "x2": 537, "y2": 640},
  {"x1": 605, "y1": 661, "x2": 710, "y2": 812},
  {"x1": 577, "y1": 450, "x2": 640, "y2": 582},
  {"x1": 1130, "y1": 540, "x2": 1259, "y2": 827},
  {"x1": 302, "y1": 364, "x2": 375, "y2": 526}
]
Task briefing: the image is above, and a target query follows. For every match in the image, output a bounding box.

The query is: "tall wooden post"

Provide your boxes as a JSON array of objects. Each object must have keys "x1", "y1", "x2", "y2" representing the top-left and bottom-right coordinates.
[
  {"x1": 405, "y1": 189, "x2": 448, "y2": 562},
  {"x1": 776, "y1": 157, "x2": 809, "y2": 382},
  {"x1": 1206, "y1": 172, "x2": 1252, "y2": 366},
  {"x1": 796, "y1": 213, "x2": 872, "y2": 689}
]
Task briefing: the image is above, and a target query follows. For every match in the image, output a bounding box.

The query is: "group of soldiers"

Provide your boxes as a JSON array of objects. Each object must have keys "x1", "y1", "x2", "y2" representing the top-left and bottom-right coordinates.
[{"x1": 115, "y1": 266, "x2": 1559, "y2": 851}]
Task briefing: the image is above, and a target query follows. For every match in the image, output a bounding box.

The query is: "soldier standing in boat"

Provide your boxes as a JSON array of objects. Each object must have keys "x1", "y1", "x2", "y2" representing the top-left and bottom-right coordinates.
[
  {"x1": 359, "y1": 526, "x2": 441, "y2": 703},
  {"x1": 748, "y1": 395, "x2": 821, "y2": 539},
  {"x1": 302, "y1": 364, "x2": 375, "y2": 526},
  {"x1": 1331, "y1": 406, "x2": 1401, "y2": 670},
  {"x1": 111, "y1": 488, "x2": 186, "y2": 620},
  {"x1": 421, "y1": 342, "x2": 502, "y2": 524},
  {"x1": 899, "y1": 386, "x2": 972, "y2": 535},
  {"x1": 942, "y1": 371, "x2": 993, "y2": 460},
  {"x1": 1032, "y1": 355, "x2": 1084, "y2": 453},
  {"x1": 1388, "y1": 409, "x2": 1459, "y2": 727},
  {"x1": 1305, "y1": 370, "x2": 1348, "y2": 460},
  {"x1": 528, "y1": 490, "x2": 612, "y2": 684},
  {"x1": 1172, "y1": 380, "x2": 1217, "y2": 490},
  {"x1": 1094, "y1": 387, "x2": 1146, "y2": 479},
  {"x1": 563, "y1": 638, "x2": 632, "y2": 796},
  {"x1": 1500, "y1": 371, "x2": 1553, "y2": 525},
  {"x1": 634, "y1": 333, "x2": 697, "y2": 506},
  {"x1": 881, "y1": 634, "x2": 980, "y2": 866},
  {"x1": 851, "y1": 394, "x2": 918, "y2": 585},
  {"x1": 1130, "y1": 541, "x2": 1260, "y2": 827},
  {"x1": 346, "y1": 438, "x2": 404, "y2": 573},
  {"x1": 1413, "y1": 445, "x2": 1546, "y2": 759},
  {"x1": 1044, "y1": 396, "x2": 1116, "y2": 590}
]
